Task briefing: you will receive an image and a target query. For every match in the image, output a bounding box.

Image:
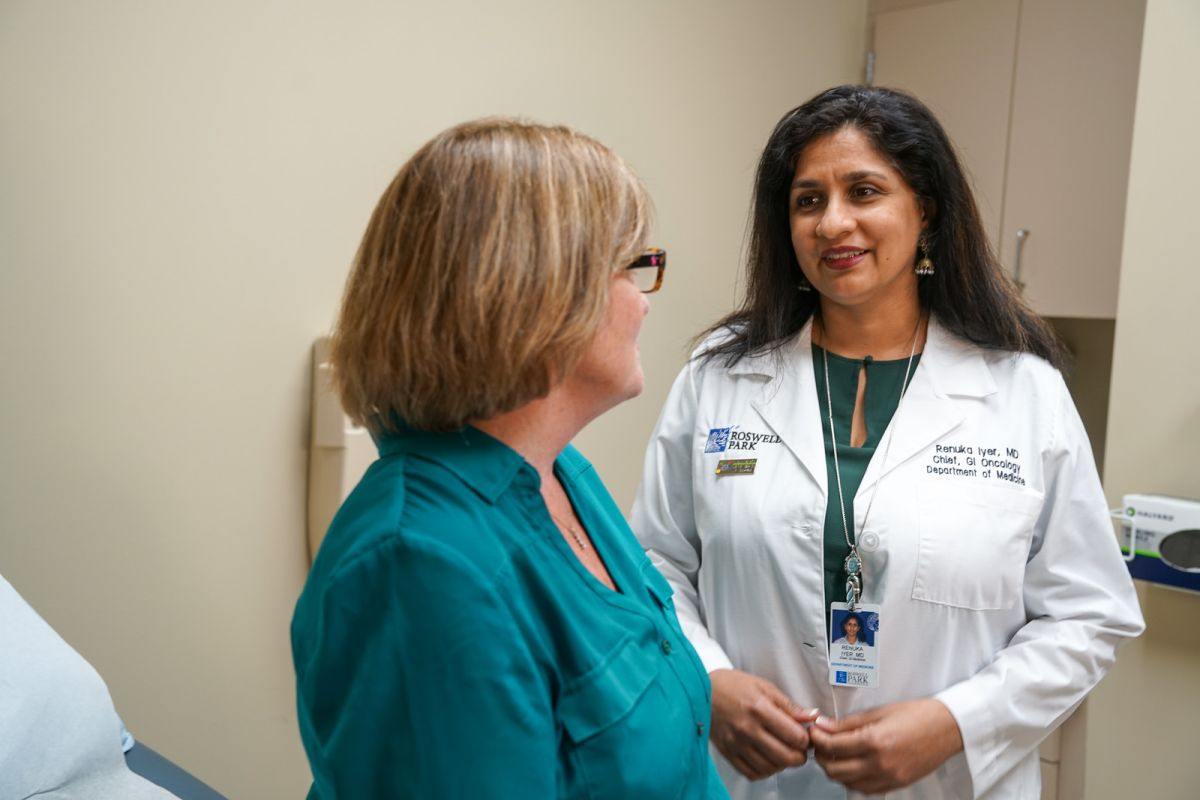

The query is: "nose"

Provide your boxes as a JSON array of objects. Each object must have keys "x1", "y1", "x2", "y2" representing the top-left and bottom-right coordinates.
[{"x1": 816, "y1": 197, "x2": 855, "y2": 240}]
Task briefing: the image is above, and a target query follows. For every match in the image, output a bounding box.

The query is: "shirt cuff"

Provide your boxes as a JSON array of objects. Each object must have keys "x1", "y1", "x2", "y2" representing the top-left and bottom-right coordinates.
[{"x1": 935, "y1": 681, "x2": 995, "y2": 797}]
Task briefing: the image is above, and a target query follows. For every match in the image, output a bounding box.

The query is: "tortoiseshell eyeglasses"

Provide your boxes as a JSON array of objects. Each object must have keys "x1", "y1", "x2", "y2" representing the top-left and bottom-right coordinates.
[{"x1": 625, "y1": 248, "x2": 666, "y2": 294}]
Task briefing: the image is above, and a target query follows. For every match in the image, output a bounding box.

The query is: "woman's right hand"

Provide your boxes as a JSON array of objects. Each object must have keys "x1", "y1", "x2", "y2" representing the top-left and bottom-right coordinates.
[{"x1": 709, "y1": 668, "x2": 819, "y2": 781}]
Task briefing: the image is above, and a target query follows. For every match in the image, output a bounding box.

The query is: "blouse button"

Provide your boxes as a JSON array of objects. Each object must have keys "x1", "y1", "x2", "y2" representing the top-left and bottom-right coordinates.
[
  {"x1": 860, "y1": 530, "x2": 881, "y2": 552},
  {"x1": 695, "y1": 723, "x2": 705, "y2": 737},
  {"x1": 660, "y1": 639, "x2": 673, "y2": 655}
]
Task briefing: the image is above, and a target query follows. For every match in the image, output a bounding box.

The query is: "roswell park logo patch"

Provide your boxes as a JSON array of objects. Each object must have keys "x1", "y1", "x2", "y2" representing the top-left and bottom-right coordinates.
[
  {"x1": 704, "y1": 426, "x2": 781, "y2": 454},
  {"x1": 704, "y1": 427, "x2": 732, "y2": 453}
]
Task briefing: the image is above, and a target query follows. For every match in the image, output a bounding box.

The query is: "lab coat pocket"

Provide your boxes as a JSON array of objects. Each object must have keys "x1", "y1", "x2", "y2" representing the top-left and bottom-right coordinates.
[
  {"x1": 912, "y1": 483, "x2": 1043, "y2": 610},
  {"x1": 558, "y1": 636, "x2": 690, "y2": 798}
]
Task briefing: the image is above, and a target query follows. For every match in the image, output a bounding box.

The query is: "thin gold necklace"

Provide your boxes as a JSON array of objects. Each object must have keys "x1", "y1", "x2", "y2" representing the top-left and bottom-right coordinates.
[{"x1": 550, "y1": 512, "x2": 589, "y2": 551}]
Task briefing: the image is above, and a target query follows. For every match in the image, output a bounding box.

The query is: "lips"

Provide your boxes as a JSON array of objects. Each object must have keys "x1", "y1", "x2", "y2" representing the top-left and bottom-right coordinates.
[{"x1": 821, "y1": 247, "x2": 868, "y2": 269}]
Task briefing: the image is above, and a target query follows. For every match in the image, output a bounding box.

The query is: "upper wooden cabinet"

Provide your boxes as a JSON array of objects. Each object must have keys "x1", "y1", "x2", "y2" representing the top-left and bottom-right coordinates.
[
  {"x1": 872, "y1": 0, "x2": 1018, "y2": 249},
  {"x1": 872, "y1": 0, "x2": 1146, "y2": 319}
]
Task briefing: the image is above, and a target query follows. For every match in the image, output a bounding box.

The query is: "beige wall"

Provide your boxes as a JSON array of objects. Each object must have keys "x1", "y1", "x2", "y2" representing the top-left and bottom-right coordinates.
[
  {"x1": 1084, "y1": 0, "x2": 1200, "y2": 797},
  {"x1": 0, "y1": 2, "x2": 866, "y2": 796}
]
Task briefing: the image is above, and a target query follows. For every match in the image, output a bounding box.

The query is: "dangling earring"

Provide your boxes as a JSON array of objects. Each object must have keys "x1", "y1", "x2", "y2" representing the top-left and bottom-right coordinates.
[
  {"x1": 797, "y1": 274, "x2": 814, "y2": 292},
  {"x1": 915, "y1": 236, "x2": 935, "y2": 276}
]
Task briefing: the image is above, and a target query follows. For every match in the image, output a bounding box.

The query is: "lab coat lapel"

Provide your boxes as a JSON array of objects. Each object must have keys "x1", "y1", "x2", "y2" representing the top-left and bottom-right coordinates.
[
  {"x1": 742, "y1": 323, "x2": 828, "y2": 500},
  {"x1": 858, "y1": 317, "x2": 996, "y2": 494}
]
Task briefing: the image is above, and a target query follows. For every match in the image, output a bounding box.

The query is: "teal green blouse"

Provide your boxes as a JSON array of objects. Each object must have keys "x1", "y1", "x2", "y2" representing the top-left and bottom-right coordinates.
[
  {"x1": 813, "y1": 346, "x2": 921, "y2": 619},
  {"x1": 291, "y1": 423, "x2": 727, "y2": 800}
]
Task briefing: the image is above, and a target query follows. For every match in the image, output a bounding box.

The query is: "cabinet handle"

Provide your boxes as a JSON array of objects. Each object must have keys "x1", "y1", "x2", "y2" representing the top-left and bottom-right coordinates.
[{"x1": 1013, "y1": 228, "x2": 1030, "y2": 290}]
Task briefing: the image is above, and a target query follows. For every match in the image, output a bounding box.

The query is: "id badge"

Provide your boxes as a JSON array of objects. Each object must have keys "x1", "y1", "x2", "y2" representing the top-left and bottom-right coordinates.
[{"x1": 828, "y1": 602, "x2": 880, "y2": 688}]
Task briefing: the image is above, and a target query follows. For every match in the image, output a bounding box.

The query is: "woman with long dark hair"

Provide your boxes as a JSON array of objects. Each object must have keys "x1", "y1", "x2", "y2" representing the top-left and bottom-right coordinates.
[{"x1": 632, "y1": 86, "x2": 1142, "y2": 799}]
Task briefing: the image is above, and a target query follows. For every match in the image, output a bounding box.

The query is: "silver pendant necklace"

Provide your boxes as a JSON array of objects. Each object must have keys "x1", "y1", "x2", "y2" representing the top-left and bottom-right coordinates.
[
  {"x1": 821, "y1": 321, "x2": 921, "y2": 610},
  {"x1": 550, "y1": 512, "x2": 589, "y2": 551}
]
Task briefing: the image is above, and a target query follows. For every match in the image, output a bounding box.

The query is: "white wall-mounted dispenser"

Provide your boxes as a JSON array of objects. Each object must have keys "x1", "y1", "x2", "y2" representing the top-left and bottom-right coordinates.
[
  {"x1": 306, "y1": 337, "x2": 377, "y2": 562},
  {"x1": 1118, "y1": 494, "x2": 1200, "y2": 594}
]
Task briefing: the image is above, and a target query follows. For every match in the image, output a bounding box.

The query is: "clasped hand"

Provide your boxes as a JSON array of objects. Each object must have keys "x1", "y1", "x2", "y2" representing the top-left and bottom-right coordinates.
[
  {"x1": 711, "y1": 672, "x2": 964, "y2": 790},
  {"x1": 808, "y1": 698, "x2": 964, "y2": 794},
  {"x1": 708, "y1": 669, "x2": 819, "y2": 781}
]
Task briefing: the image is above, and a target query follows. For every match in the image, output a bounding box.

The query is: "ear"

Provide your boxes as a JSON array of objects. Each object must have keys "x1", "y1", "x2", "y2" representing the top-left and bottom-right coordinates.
[{"x1": 919, "y1": 197, "x2": 936, "y2": 225}]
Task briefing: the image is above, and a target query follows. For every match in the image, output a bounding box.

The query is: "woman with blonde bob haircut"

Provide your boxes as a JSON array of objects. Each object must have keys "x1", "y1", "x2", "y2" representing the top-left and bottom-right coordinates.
[
  {"x1": 292, "y1": 119, "x2": 728, "y2": 800},
  {"x1": 333, "y1": 118, "x2": 648, "y2": 433}
]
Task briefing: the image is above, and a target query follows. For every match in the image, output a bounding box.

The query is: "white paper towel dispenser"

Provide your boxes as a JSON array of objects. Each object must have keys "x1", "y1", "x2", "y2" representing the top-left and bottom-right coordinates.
[
  {"x1": 1118, "y1": 493, "x2": 1200, "y2": 594},
  {"x1": 307, "y1": 337, "x2": 377, "y2": 562}
]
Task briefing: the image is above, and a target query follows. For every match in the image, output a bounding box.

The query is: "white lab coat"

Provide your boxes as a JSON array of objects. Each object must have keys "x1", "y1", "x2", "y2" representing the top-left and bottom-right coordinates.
[{"x1": 631, "y1": 318, "x2": 1144, "y2": 800}]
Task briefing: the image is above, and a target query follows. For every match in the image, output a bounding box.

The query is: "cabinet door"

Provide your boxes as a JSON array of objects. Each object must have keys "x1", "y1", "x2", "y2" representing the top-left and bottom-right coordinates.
[
  {"x1": 999, "y1": 0, "x2": 1145, "y2": 318},
  {"x1": 872, "y1": 0, "x2": 1019, "y2": 250}
]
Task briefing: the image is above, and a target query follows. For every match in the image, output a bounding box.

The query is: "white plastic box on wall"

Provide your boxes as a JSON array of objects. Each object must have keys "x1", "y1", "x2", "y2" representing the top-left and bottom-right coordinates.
[
  {"x1": 1119, "y1": 494, "x2": 1200, "y2": 594},
  {"x1": 306, "y1": 337, "x2": 377, "y2": 562}
]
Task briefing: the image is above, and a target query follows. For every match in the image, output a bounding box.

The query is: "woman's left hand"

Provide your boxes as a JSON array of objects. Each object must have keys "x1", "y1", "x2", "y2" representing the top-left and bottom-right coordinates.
[{"x1": 808, "y1": 699, "x2": 964, "y2": 794}]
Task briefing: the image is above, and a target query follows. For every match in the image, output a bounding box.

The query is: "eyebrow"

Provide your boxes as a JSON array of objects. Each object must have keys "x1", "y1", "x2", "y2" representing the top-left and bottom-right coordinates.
[{"x1": 792, "y1": 170, "x2": 890, "y2": 190}]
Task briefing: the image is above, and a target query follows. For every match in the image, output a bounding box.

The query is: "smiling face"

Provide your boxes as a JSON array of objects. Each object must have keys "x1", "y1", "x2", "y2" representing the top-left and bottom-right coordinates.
[
  {"x1": 789, "y1": 126, "x2": 928, "y2": 316},
  {"x1": 842, "y1": 616, "x2": 861, "y2": 641}
]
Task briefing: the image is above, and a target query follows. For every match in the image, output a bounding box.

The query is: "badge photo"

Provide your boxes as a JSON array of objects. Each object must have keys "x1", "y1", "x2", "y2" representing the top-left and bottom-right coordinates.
[{"x1": 828, "y1": 603, "x2": 881, "y2": 688}]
